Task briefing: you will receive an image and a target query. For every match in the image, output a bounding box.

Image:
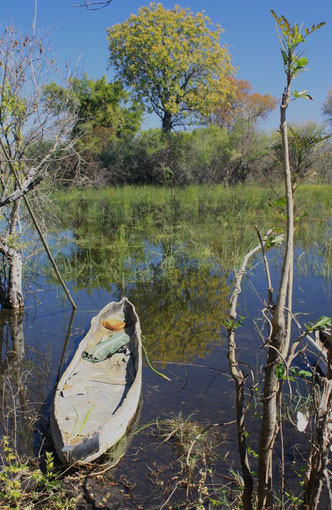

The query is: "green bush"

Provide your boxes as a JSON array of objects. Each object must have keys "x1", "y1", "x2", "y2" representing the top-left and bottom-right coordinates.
[
  {"x1": 99, "y1": 123, "x2": 273, "y2": 186},
  {"x1": 0, "y1": 437, "x2": 76, "y2": 510}
]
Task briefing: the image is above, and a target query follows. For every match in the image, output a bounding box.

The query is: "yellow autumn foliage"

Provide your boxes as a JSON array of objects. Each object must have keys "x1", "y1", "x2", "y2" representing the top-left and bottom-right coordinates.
[{"x1": 107, "y1": 3, "x2": 235, "y2": 130}]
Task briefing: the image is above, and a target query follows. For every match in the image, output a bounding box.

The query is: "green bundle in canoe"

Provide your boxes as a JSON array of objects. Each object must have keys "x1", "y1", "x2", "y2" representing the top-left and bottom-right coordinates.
[{"x1": 82, "y1": 330, "x2": 130, "y2": 363}]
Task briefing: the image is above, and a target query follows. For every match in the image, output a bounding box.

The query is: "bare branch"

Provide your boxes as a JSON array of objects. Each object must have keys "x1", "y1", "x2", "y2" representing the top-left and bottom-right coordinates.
[
  {"x1": 255, "y1": 226, "x2": 274, "y2": 309},
  {"x1": 73, "y1": 0, "x2": 113, "y2": 10},
  {"x1": 0, "y1": 26, "x2": 79, "y2": 308},
  {"x1": 0, "y1": 171, "x2": 42, "y2": 208}
]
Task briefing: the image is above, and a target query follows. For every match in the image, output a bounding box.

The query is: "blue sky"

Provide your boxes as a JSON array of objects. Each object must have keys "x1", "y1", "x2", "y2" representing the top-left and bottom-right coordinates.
[{"x1": 1, "y1": 0, "x2": 331, "y2": 131}]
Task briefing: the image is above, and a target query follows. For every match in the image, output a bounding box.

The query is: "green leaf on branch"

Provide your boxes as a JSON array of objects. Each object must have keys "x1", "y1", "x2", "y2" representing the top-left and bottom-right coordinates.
[
  {"x1": 290, "y1": 368, "x2": 312, "y2": 378},
  {"x1": 264, "y1": 231, "x2": 284, "y2": 248},
  {"x1": 247, "y1": 446, "x2": 258, "y2": 458},
  {"x1": 274, "y1": 197, "x2": 287, "y2": 208},
  {"x1": 275, "y1": 363, "x2": 286, "y2": 380},
  {"x1": 223, "y1": 315, "x2": 245, "y2": 331},
  {"x1": 305, "y1": 316, "x2": 331, "y2": 332},
  {"x1": 293, "y1": 90, "x2": 313, "y2": 100},
  {"x1": 296, "y1": 57, "x2": 308, "y2": 68},
  {"x1": 292, "y1": 368, "x2": 313, "y2": 379}
]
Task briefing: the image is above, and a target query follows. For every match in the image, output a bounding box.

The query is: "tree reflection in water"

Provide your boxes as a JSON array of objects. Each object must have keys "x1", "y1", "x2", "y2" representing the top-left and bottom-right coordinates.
[{"x1": 0, "y1": 310, "x2": 50, "y2": 456}]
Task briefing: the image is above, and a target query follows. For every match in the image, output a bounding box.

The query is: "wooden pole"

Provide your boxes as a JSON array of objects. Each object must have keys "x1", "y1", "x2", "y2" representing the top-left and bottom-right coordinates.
[{"x1": 21, "y1": 192, "x2": 77, "y2": 309}]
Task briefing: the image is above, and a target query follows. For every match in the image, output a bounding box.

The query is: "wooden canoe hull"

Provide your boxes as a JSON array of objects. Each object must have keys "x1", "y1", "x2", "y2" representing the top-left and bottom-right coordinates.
[{"x1": 50, "y1": 298, "x2": 142, "y2": 464}]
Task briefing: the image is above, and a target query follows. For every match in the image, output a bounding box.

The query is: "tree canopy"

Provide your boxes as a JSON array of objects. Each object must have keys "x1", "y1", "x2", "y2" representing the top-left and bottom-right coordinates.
[
  {"x1": 43, "y1": 75, "x2": 143, "y2": 144},
  {"x1": 209, "y1": 79, "x2": 277, "y2": 129},
  {"x1": 107, "y1": 3, "x2": 235, "y2": 132}
]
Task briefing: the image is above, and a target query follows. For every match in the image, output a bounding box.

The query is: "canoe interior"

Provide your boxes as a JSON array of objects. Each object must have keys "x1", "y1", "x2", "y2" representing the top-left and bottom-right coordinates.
[{"x1": 54, "y1": 298, "x2": 140, "y2": 454}]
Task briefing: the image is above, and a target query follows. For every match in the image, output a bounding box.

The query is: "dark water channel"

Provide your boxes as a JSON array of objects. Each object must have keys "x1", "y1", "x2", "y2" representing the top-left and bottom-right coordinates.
[{"x1": 0, "y1": 234, "x2": 331, "y2": 508}]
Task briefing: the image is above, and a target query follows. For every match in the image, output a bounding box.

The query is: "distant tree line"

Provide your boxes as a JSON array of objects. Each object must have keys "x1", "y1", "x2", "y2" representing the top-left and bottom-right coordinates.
[{"x1": 42, "y1": 72, "x2": 331, "y2": 187}]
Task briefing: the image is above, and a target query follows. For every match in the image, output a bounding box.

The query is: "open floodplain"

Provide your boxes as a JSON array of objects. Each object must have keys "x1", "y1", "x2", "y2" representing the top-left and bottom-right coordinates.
[{"x1": 1, "y1": 184, "x2": 331, "y2": 508}]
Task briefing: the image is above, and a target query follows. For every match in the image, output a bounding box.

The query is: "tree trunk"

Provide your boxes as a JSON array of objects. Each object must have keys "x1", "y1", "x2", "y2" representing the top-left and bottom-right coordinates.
[
  {"x1": 257, "y1": 87, "x2": 294, "y2": 509},
  {"x1": 9, "y1": 310, "x2": 25, "y2": 363},
  {"x1": 0, "y1": 197, "x2": 24, "y2": 309},
  {"x1": 0, "y1": 241, "x2": 24, "y2": 309},
  {"x1": 162, "y1": 111, "x2": 173, "y2": 133}
]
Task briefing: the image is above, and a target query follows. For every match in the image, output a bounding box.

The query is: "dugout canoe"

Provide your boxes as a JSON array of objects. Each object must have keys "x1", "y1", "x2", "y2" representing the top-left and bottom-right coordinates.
[{"x1": 50, "y1": 298, "x2": 142, "y2": 464}]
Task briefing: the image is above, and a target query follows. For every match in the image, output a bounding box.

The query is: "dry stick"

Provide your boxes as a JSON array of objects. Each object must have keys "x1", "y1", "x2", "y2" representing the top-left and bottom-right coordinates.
[
  {"x1": 159, "y1": 481, "x2": 180, "y2": 510},
  {"x1": 301, "y1": 329, "x2": 332, "y2": 509},
  {"x1": 74, "y1": 0, "x2": 113, "y2": 9},
  {"x1": 0, "y1": 145, "x2": 76, "y2": 309},
  {"x1": 327, "y1": 328, "x2": 332, "y2": 380},
  {"x1": 229, "y1": 231, "x2": 284, "y2": 321},
  {"x1": 323, "y1": 468, "x2": 332, "y2": 509},
  {"x1": 302, "y1": 378, "x2": 332, "y2": 510},
  {"x1": 55, "y1": 308, "x2": 76, "y2": 384}
]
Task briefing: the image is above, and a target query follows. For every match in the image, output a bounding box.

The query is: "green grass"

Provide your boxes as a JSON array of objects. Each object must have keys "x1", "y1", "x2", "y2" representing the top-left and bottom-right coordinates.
[
  {"x1": 50, "y1": 184, "x2": 331, "y2": 286},
  {"x1": 53, "y1": 184, "x2": 331, "y2": 231}
]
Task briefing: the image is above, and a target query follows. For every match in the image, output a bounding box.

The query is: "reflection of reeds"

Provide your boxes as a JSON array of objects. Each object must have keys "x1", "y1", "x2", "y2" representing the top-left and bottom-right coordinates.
[
  {"x1": 0, "y1": 338, "x2": 52, "y2": 459},
  {"x1": 0, "y1": 370, "x2": 39, "y2": 453},
  {"x1": 296, "y1": 241, "x2": 331, "y2": 279}
]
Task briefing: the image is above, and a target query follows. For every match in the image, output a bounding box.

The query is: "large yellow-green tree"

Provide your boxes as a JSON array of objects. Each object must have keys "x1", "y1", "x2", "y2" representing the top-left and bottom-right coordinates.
[{"x1": 107, "y1": 3, "x2": 235, "y2": 132}]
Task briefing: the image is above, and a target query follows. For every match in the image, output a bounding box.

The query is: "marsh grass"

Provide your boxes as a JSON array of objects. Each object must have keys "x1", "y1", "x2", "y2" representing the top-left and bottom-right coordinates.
[
  {"x1": 54, "y1": 184, "x2": 331, "y2": 222},
  {"x1": 156, "y1": 413, "x2": 216, "y2": 469},
  {"x1": 48, "y1": 184, "x2": 331, "y2": 290}
]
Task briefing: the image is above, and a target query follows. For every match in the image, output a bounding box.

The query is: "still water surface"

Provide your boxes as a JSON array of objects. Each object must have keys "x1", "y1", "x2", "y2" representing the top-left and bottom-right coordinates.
[{"x1": 0, "y1": 230, "x2": 331, "y2": 505}]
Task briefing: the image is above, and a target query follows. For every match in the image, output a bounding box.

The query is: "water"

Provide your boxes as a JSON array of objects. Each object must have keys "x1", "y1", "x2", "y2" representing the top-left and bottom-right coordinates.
[{"x1": 0, "y1": 227, "x2": 331, "y2": 507}]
